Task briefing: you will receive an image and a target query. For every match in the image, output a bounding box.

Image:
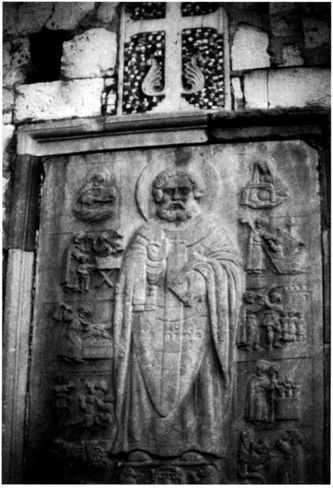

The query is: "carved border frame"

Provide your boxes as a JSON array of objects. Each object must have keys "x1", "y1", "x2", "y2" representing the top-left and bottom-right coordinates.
[{"x1": 4, "y1": 108, "x2": 330, "y2": 483}]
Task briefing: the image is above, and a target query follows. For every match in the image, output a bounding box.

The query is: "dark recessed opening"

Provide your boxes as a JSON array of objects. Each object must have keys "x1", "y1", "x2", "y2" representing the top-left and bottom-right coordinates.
[{"x1": 28, "y1": 28, "x2": 67, "y2": 83}]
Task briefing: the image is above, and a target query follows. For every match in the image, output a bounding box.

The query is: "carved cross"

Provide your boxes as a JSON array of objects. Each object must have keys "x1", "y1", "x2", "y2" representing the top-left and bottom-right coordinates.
[{"x1": 119, "y1": 3, "x2": 229, "y2": 113}]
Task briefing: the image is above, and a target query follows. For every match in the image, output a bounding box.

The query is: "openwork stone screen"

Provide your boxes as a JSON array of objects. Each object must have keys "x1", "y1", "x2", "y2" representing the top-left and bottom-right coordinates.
[{"x1": 117, "y1": 2, "x2": 230, "y2": 115}]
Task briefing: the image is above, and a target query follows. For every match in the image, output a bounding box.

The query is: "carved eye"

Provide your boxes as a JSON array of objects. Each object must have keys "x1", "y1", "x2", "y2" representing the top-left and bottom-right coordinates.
[
  {"x1": 179, "y1": 187, "x2": 190, "y2": 195},
  {"x1": 163, "y1": 188, "x2": 174, "y2": 196},
  {"x1": 93, "y1": 175, "x2": 104, "y2": 186}
]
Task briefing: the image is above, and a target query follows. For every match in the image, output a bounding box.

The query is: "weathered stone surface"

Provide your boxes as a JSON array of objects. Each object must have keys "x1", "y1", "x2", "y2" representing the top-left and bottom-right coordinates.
[
  {"x1": 231, "y1": 77, "x2": 244, "y2": 110},
  {"x1": 15, "y1": 79, "x2": 104, "y2": 122},
  {"x1": 269, "y1": 2, "x2": 297, "y2": 15},
  {"x1": 282, "y1": 44, "x2": 304, "y2": 67},
  {"x1": 61, "y1": 29, "x2": 117, "y2": 80},
  {"x1": 17, "y1": 2, "x2": 54, "y2": 35},
  {"x1": 3, "y1": 88, "x2": 15, "y2": 124},
  {"x1": 244, "y1": 70, "x2": 268, "y2": 109},
  {"x1": 96, "y1": 2, "x2": 119, "y2": 24},
  {"x1": 3, "y1": 124, "x2": 15, "y2": 174},
  {"x1": 232, "y1": 24, "x2": 270, "y2": 71},
  {"x1": 3, "y1": 36, "x2": 31, "y2": 87},
  {"x1": 3, "y1": 250, "x2": 35, "y2": 483},
  {"x1": 268, "y1": 68, "x2": 331, "y2": 108},
  {"x1": 46, "y1": 2, "x2": 95, "y2": 30},
  {"x1": 3, "y1": 3, "x2": 19, "y2": 35},
  {"x1": 303, "y1": 18, "x2": 330, "y2": 50}
]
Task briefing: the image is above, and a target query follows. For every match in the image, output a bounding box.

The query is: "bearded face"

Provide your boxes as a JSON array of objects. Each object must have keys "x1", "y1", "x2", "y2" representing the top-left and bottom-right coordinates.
[{"x1": 156, "y1": 175, "x2": 199, "y2": 222}]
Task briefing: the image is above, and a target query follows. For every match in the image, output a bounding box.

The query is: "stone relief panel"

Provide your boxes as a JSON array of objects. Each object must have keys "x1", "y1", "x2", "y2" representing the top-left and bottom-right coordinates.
[
  {"x1": 237, "y1": 427, "x2": 304, "y2": 484},
  {"x1": 240, "y1": 157, "x2": 290, "y2": 209},
  {"x1": 72, "y1": 170, "x2": 118, "y2": 222},
  {"x1": 237, "y1": 285, "x2": 309, "y2": 351},
  {"x1": 60, "y1": 230, "x2": 123, "y2": 293},
  {"x1": 27, "y1": 141, "x2": 322, "y2": 483}
]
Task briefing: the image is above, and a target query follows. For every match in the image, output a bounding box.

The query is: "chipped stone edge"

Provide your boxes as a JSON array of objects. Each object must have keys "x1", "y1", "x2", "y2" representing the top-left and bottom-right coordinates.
[{"x1": 3, "y1": 249, "x2": 35, "y2": 484}]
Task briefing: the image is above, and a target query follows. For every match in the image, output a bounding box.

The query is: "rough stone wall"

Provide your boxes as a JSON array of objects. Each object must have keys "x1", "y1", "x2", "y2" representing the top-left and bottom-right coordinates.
[{"x1": 2, "y1": 2, "x2": 331, "y2": 240}]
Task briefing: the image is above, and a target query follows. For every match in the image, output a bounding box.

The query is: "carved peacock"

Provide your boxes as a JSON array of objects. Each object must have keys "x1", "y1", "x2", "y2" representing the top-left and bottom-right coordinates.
[
  {"x1": 183, "y1": 54, "x2": 205, "y2": 94},
  {"x1": 142, "y1": 58, "x2": 165, "y2": 97}
]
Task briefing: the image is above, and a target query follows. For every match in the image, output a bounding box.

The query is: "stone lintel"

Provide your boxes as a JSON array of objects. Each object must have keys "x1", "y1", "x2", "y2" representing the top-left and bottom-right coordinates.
[{"x1": 16, "y1": 109, "x2": 329, "y2": 157}]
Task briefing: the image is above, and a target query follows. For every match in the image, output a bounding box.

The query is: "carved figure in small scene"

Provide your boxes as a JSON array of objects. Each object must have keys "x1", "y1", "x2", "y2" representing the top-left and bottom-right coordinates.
[
  {"x1": 241, "y1": 158, "x2": 289, "y2": 209},
  {"x1": 53, "y1": 303, "x2": 86, "y2": 363},
  {"x1": 113, "y1": 167, "x2": 243, "y2": 459},
  {"x1": 280, "y1": 311, "x2": 289, "y2": 341},
  {"x1": 53, "y1": 303, "x2": 112, "y2": 362},
  {"x1": 287, "y1": 311, "x2": 297, "y2": 342},
  {"x1": 78, "y1": 304, "x2": 111, "y2": 340},
  {"x1": 242, "y1": 218, "x2": 282, "y2": 274},
  {"x1": 241, "y1": 217, "x2": 309, "y2": 275},
  {"x1": 92, "y1": 233, "x2": 120, "y2": 257},
  {"x1": 246, "y1": 361, "x2": 301, "y2": 423},
  {"x1": 76, "y1": 255, "x2": 94, "y2": 292},
  {"x1": 61, "y1": 233, "x2": 90, "y2": 292},
  {"x1": 245, "y1": 360, "x2": 272, "y2": 422},
  {"x1": 53, "y1": 374, "x2": 75, "y2": 427},
  {"x1": 60, "y1": 230, "x2": 124, "y2": 292},
  {"x1": 72, "y1": 172, "x2": 117, "y2": 222},
  {"x1": 238, "y1": 291, "x2": 264, "y2": 351},
  {"x1": 188, "y1": 465, "x2": 219, "y2": 484},
  {"x1": 238, "y1": 428, "x2": 271, "y2": 484},
  {"x1": 276, "y1": 430, "x2": 303, "y2": 484},
  {"x1": 261, "y1": 290, "x2": 283, "y2": 349},
  {"x1": 70, "y1": 380, "x2": 114, "y2": 428},
  {"x1": 119, "y1": 467, "x2": 139, "y2": 484},
  {"x1": 295, "y1": 312, "x2": 305, "y2": 342}
]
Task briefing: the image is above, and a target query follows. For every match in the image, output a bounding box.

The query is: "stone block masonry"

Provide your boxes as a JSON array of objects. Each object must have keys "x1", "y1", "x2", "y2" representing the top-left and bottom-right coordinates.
[
  {"x1": 232, "y1": 24, "x2": 270, "y2": 71},
  {"x1": 15, "y1": 79, "x2": 105, "y2": 122},
  {"x1": 268, "y1": 67, "x2": 331, "y2": 108},
  {"x1": 61, "y1": 29, "x2": 117, "y2": 80}
]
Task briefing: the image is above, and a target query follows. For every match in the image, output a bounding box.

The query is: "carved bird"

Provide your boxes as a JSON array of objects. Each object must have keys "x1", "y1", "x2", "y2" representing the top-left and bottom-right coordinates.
[
  {"x1": 142, "y1": 58, "x2": 165, "y2": 97},
  {"x1": 183, "y1": 54, "x2": 205, "y2": 94}
]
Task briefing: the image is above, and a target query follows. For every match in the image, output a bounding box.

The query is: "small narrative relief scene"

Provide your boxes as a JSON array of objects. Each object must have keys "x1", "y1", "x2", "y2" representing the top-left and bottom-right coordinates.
[{"x1": 28, "y1": 140, "x2": 322, "y2": 483}]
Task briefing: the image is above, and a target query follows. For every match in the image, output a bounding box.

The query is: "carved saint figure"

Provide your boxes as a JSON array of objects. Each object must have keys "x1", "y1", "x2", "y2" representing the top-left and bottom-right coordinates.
[
  {"x1": 238, "y1": 428, "x2": 271, "y2": 484},
  {"x1": 53, "y1": 303, "x2": 86, "y2": 362},
  {"x1": 113, "y1": 167, "x2": 242, "y2": 459},
  {"x1": 61, "y1": 233, "x2": 90, "y2": 292},
  {"x1": 295, "y1": 312, "x2": 305, "y2": 342},
  {"x1": 276, "y1": 430, "x2": 303, "y2": 484},
  {"x1": 245, "y1": 360, "x2": 272, "y2": 422},
  {"x1": 72, "y1": 172, "x2": 117, "y2": 222},
  {"x1": 241, "y1": 158, "x2": 289, "y2": 209},
  {"x1": 261, "y1": 290, "x2": 283, "y2": 349},
  {"x1": 238, "y1": 291, "x2": 264, "y2": 350}
]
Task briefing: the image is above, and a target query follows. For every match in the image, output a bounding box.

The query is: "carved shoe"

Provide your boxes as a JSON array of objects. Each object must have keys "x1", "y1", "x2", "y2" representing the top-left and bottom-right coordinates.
[
  {"x1": 181, "y1": 451, "x2": 205, "y2": 462},
  {"x1": 128, "y1": 450, "x2": 151, "y2": 462}
]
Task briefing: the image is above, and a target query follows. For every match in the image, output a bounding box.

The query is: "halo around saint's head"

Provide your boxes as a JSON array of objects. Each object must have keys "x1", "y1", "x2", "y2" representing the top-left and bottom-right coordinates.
[{"x1": 136, "y1": 150, "x2": 221, "y2": 221}]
